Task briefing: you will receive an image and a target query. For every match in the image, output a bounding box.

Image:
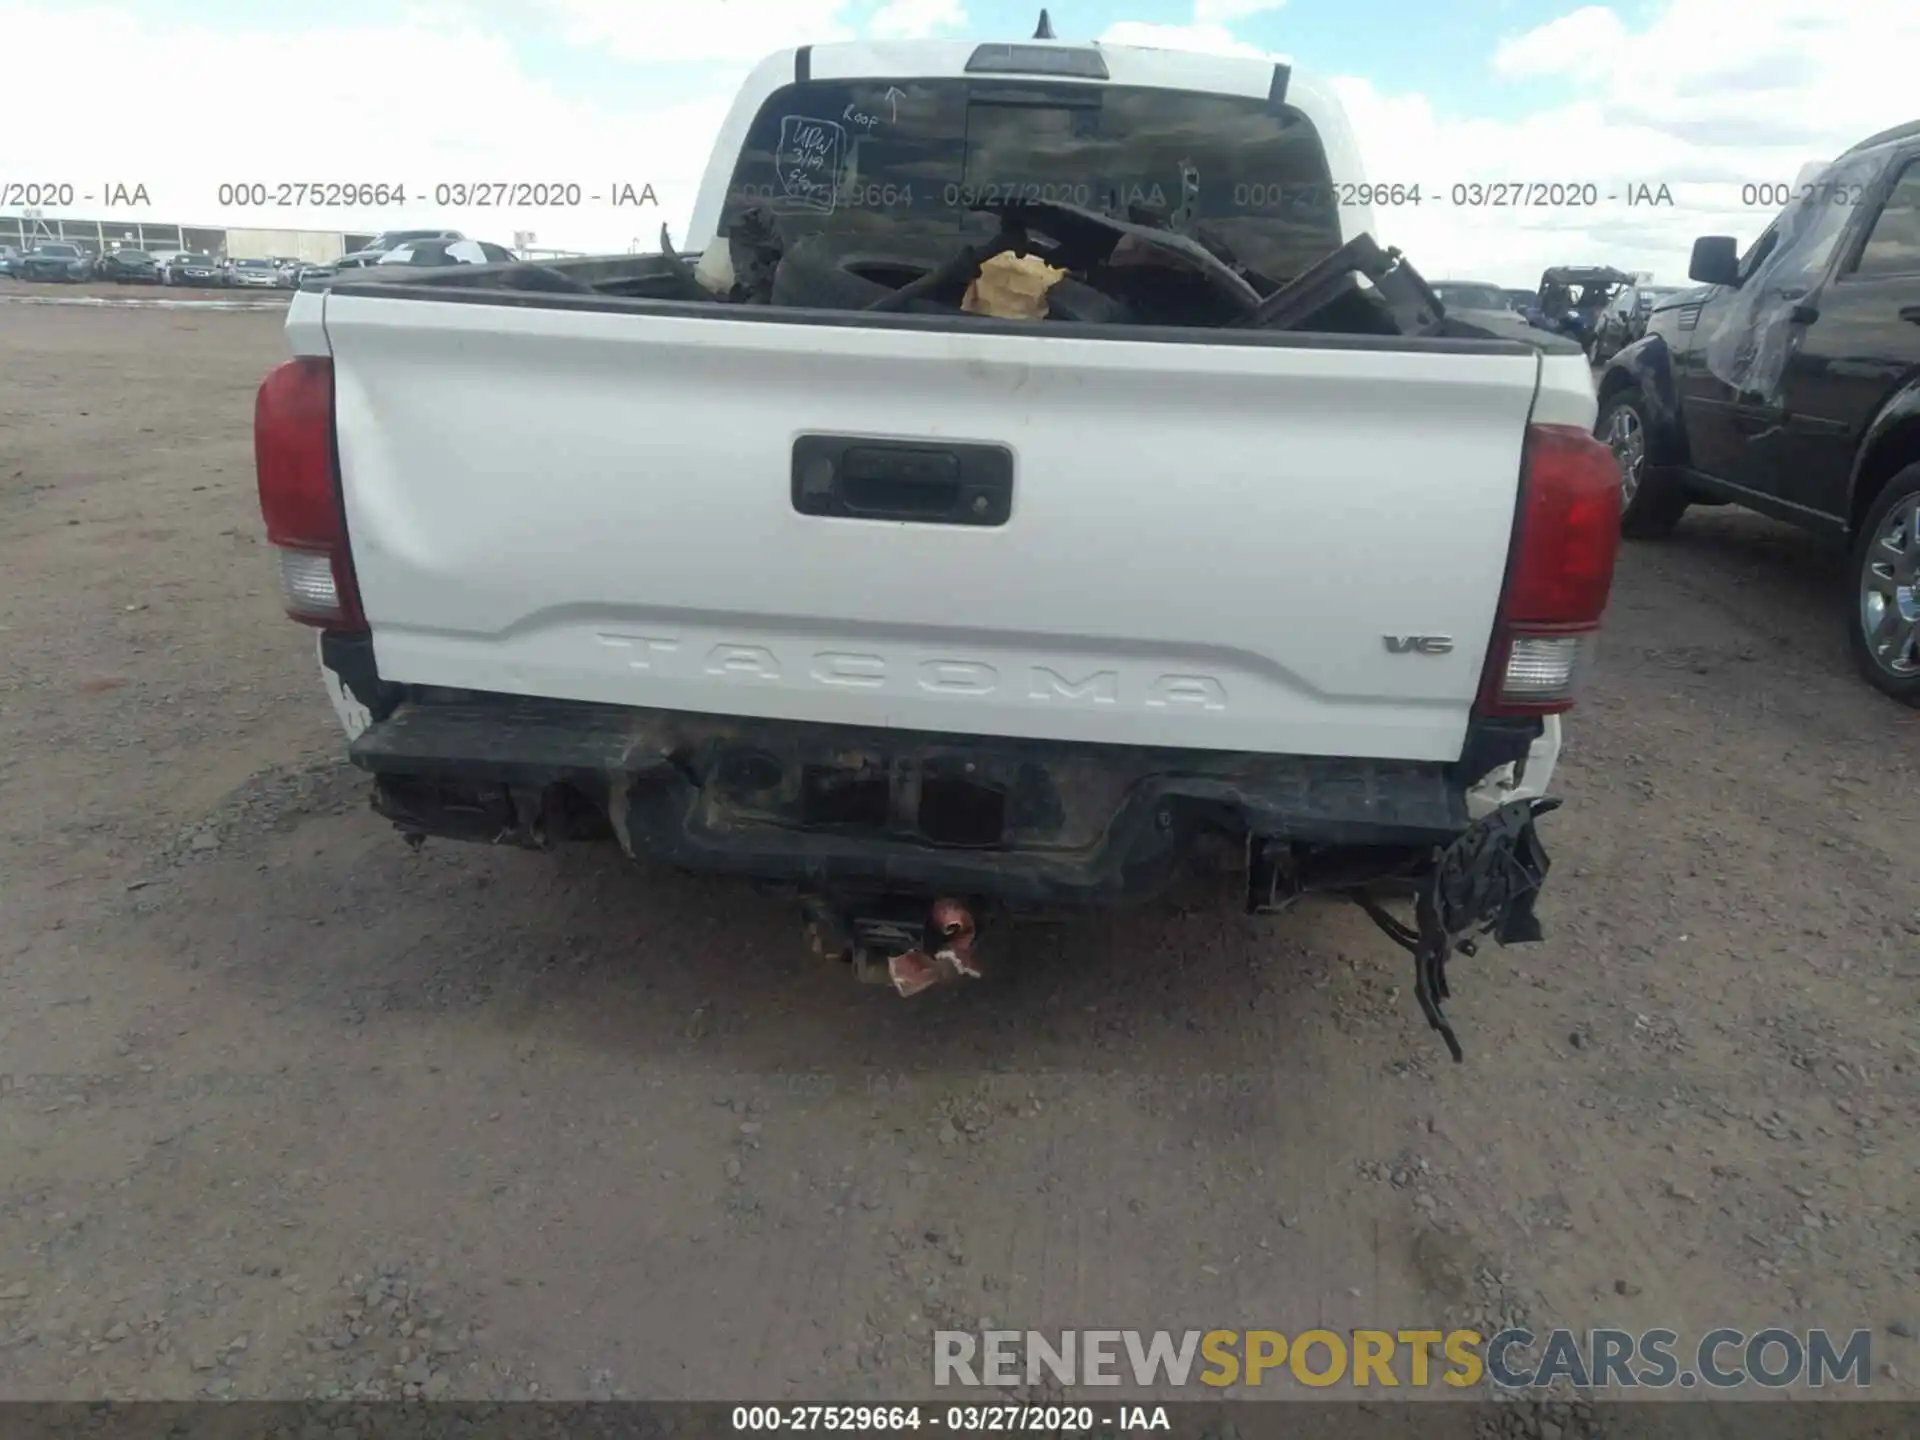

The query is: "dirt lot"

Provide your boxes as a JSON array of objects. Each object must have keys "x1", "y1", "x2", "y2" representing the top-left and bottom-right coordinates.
[{"x1": 0, "y1": 304, "x2": 1916, "y2": 1424}]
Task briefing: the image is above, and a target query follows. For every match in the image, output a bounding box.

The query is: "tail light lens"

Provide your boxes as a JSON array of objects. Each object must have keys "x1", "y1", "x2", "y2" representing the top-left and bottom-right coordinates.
[
  {"x1": 254, "y1": 355, "x2": 364, "y2": 630},
  {"x1": 1478, "y1": 423, "x2": 1622, "y2": 715}
]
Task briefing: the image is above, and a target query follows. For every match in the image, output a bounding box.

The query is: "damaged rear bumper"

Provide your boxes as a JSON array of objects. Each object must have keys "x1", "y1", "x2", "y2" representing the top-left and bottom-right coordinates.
[
  {"x1": 344, "y1": 687, "x2": 1547, "y2": 906},
  {"x1": 334, "y1": 656, "x2": 1563, "y2": 1058}
]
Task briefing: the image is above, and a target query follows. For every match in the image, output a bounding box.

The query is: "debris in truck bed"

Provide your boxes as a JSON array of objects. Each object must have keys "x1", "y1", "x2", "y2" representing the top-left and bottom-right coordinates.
[
  {"x1": 693, "y1": 194, "x2": 1518, "y2": 339},
  {"x1": 448, "y1": 196, "x2": 1557, "y2": 344},
  {"x1": 727, "y1": 205, "x2": 785, "y2": 304},
  {"x1": 654, "y1": 223, "x2": 711, "y2": 302},
  {"x1": 961, "y1": 252, "x2": 1067, "y2": 319},
  {"x1": 1232, "y1": 232, "x2": 1444, "y2": 336},
  {"x1": 693, "y1": 236, "x2": 735, "y2": 296},
  {"x1": 862, "y1": 235, "x2": 1020, "y2": 313},
  {"x1": 975, "y1": 196, "x2": 1266, "y2": 315}
]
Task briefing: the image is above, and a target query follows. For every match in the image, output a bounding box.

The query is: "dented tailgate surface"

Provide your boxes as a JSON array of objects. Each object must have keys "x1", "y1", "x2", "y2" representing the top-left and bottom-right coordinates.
[{"x1": 317, "y1": 293, "x2": 1541, "y2": 762}]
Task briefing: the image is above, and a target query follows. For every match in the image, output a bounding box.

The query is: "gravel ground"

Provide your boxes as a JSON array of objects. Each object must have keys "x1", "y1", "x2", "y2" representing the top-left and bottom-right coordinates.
[{"x1": 0, "y1": 305, "x2": 1915, "y2": 1428}]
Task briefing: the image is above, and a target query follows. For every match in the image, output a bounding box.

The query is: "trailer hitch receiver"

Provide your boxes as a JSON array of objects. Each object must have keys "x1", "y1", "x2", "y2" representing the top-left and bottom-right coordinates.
[{"x1": 803, "y1": 895, "x2": 982, "y2": 997}]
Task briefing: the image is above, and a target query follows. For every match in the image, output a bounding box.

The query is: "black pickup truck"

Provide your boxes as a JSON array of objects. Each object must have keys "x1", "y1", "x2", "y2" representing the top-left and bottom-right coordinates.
[{"x1": 1595, "y1": 119, "x2": 1920, "y2": 704}]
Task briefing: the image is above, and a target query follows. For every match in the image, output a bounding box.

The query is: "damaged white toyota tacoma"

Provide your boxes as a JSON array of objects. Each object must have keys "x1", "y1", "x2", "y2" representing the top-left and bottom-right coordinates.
[{"x1": 253, "y1": 34, "x2": 1622, "y2": 1059}]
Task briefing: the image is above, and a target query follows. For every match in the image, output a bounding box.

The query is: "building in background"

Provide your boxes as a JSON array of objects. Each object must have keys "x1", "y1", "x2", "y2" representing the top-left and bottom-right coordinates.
[
  {"x1": 0, "y1": 211, "x2": 373, "y2": 260},
  {"x1": 223, "y1": 228, "x2": 368, "y2": 262},
  {"x1": 1, "y1": 211, "x2": 586, "y2": 265}
]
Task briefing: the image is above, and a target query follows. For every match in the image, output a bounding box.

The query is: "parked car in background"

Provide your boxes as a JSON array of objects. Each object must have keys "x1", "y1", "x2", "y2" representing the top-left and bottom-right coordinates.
[
  {"x1": 166, "y1": 253, "x2": 224, "y2": 287},
  {"x1": 228, "y1": 258, "x2": 283, "y2": 289},
  {"x1": 1429, "y1": 280, "x2": 1546, "y2": 341},
  {"x1": 1589, "y1": 285, "x2": 1641, "y2": 363},
  {"x1": 1537, "y1": 266, "x2": 1635, "y2": 353},
  {"x1": 294, "y1": 261, "x2": 338, "y2": 285},
  {"x1": 353, "y1": 227, "x2": 464, "y2": 258},
  {"x1": 17, "y1": 242, "x2": 90, "y2": 282},
  {"x1": 94, "y1": 247, "x2": 139, "y2": 280},
  {"x1": 1433, "y1": 280, "x2": 1516, "y2": 318},
  {"x1": 101, "y1": 247, "x2": 163, "y2": 283},
  {"x1": 1590, "y1": 282, "x2": 1687, "y2": 363},
  {"x1": 0, "y1": 244, "x2": 19, "y2": 277},
  {"x1": 333, "y1": 229, "x2": 467, "y2": 272},
  {"x1": 372, "y1": 238, "x2": 518, "y2": 268},
  {"x1": 1595, "y1": 118, "x2": 1920, "y2": 702}
]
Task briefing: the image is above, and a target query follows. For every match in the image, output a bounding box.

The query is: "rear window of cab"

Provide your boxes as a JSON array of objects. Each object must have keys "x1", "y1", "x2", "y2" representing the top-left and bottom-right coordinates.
[{"x1": 722, "y1": 77, "x2": 1345, "y2": 283}]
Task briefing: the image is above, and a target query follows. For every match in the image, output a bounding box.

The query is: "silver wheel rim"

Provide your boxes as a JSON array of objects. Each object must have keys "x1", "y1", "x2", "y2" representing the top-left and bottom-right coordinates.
[
  {"x1": 1861, "y1": 492, "x2": 1920, "y2": 678},
  {"x1": 1605, "y1": 404, "x2": 1645, "y2": 509}
]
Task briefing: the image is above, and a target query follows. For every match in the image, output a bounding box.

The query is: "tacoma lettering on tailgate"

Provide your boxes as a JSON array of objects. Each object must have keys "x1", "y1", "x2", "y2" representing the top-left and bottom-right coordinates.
[{"x1": 596, "y1": 635, "x2": 1228, "y2": 710}]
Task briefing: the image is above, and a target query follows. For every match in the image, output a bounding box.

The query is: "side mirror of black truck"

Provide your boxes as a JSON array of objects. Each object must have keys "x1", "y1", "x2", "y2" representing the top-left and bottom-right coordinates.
[{"x1": 1688, "y1": 236, "x2": 1741, "y2": 287}]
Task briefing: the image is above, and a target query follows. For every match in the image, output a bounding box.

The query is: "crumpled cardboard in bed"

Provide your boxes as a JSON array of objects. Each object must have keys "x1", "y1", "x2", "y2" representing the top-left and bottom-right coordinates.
[{"x1": 962, "y1": 251, "x2": 1068, "y2": 320}]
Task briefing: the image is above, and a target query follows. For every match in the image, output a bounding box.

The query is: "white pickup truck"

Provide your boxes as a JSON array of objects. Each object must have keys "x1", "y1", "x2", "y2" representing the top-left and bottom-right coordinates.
[{"x1": 253, "y1": 35, "x2": 1621, "y2": 1058}]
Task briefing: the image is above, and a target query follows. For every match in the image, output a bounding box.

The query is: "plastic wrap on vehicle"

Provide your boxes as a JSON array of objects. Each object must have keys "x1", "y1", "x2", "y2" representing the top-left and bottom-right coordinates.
[{"x1": 1700, "y1": 156, "x2": 1873, "y2": 402}]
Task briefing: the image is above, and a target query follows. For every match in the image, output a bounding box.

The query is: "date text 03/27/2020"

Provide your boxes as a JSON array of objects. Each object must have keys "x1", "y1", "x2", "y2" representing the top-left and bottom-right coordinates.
[
  {"x1": 208, "y1": 181, "x2": 660, "y2": 209},
  {"x1": 1239, "y1": 180, "x2": 1678, "y2": 208},
  {"x1": 728, "y1": 1406, "x2": 1168, "y2": 1433},
  {"x1": 727, "y1": 179, "x2": 1679, "y2": 211}
]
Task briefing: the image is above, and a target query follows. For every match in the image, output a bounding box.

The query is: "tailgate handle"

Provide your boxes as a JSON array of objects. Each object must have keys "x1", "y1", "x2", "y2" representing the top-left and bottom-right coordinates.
[
  {"x1": 841, "y1": 447, "x2": 961, "y2": 516},
  {"x1": 793, "y1": 436, "x2": 1013, "y2": 526}
]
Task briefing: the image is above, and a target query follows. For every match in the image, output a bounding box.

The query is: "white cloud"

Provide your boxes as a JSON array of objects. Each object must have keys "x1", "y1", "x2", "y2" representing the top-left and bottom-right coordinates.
[
  {"x1": 1100, "y1": 2, "x2": 1287, "y2": 60},
  {"x1": 1112, "y1": 0, "x2": 1917, "y2": 286},
  {"x1": 3, "y1": 0, "x2": 1910, "y2": 284},
  {"x1": 0, "y1": 2, "x2": 731, "y2": 252},
  {"x1": 1441, "y1": 0, "x2": 1920, "y2": 281},
  {"x1": 1097, "y1": 20, "x2": 1270, "y2": 59},
  {"x1": 869, "y1": 0, "x2": 969, "y2": 40},
  {"x1": 1491, "y1": 6, "x2": 1627, "y2": 79},
  {"x1": 1194, "y1": 0, "x2": 1287, "y2": 21},
  {"x1": 1509, "y1": 0, "x2": 1916, "y2": 160},
  {"x1": 535, "y1": 0, "x2": 855, "y2": 62}
]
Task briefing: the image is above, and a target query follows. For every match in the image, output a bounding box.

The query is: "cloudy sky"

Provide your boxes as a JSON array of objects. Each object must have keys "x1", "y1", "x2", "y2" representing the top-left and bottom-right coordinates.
[{"x1": 3, "y1": 0, "x2": 1912, "y2": 284}]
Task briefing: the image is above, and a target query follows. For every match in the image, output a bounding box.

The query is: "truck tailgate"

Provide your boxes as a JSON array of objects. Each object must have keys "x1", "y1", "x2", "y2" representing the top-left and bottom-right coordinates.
[{"x1": 318, "y1": 296, "x2": 1542, "y2": 762}]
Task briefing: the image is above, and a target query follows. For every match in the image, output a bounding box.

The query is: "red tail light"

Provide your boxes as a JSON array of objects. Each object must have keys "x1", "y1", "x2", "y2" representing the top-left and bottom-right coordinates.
[
  {"x1": 1478, "y1": 423, "x2": 1622, "y2": 716},
  {"x1": 254, "y1": 356, "x2": 364, "y2": 631}
]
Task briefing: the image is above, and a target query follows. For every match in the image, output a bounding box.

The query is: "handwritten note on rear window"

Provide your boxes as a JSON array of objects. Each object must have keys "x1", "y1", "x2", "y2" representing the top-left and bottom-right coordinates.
[{"x1": 775, "y1": 116, "x2": 847, "y2": 212}]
